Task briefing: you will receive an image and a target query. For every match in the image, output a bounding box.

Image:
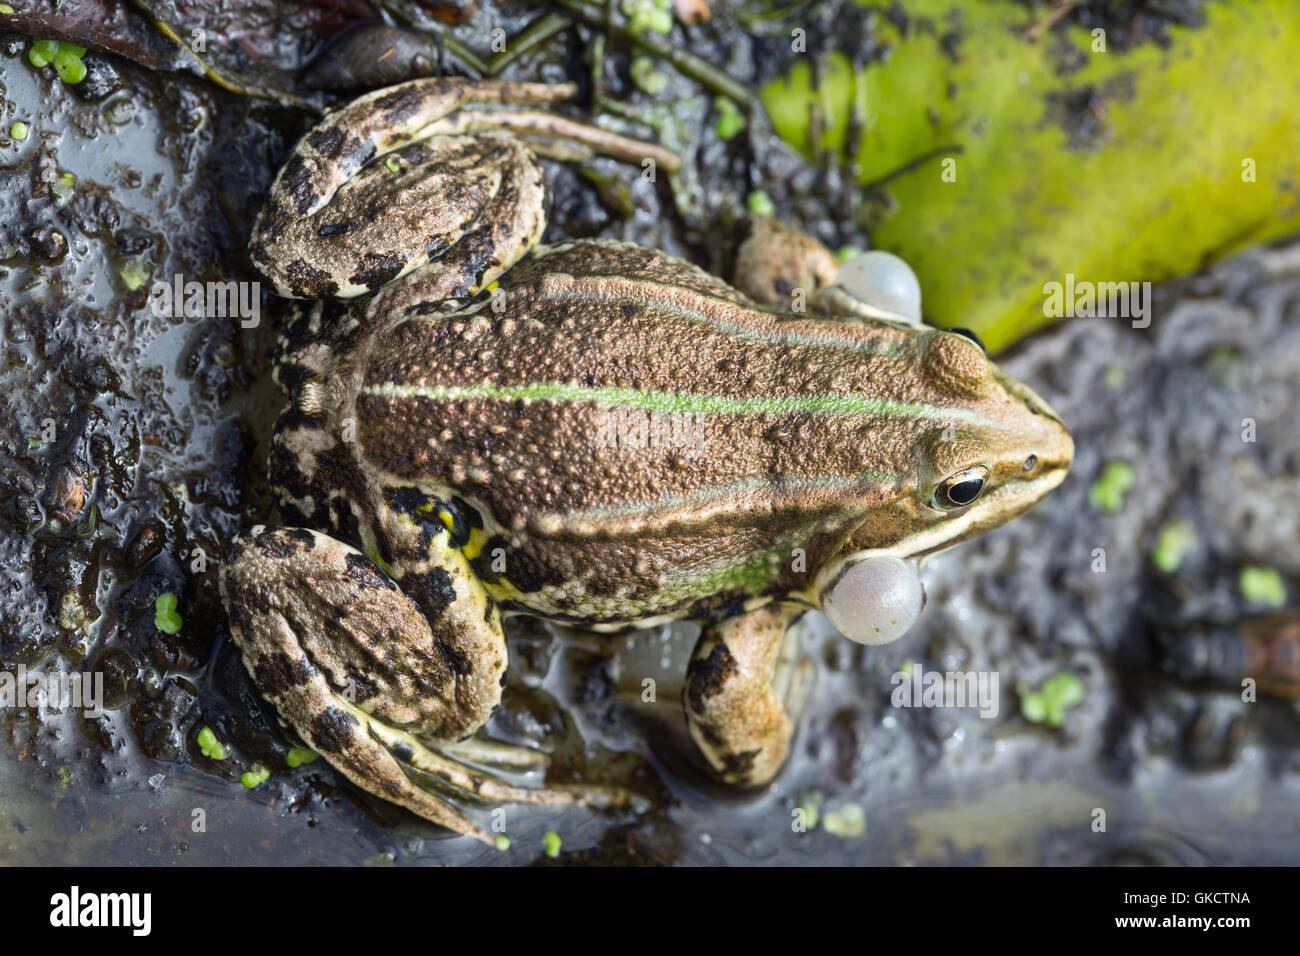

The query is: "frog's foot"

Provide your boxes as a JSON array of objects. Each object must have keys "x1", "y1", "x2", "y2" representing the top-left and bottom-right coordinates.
[
  {"x1": 682, "y1": 603, "x2": 814, "y2": 788},
  {"x1": 250, "y1": 77, "x2": 679, "y2": 302},
  {"x1": 218, "y1": 526, "x2": 620, "y2": 844},
  {"x1": 362, "y1": 719, "x2": 627, "y2": 808}
]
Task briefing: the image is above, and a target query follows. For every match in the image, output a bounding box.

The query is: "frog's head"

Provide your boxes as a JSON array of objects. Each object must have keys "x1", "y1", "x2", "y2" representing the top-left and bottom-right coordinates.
[
  {"x1": 809, "y1": 321, "x2": 1074, "y2": 645},
  {"x1": 895, "y1": 327, "x2": 1075, "y2": 556}
]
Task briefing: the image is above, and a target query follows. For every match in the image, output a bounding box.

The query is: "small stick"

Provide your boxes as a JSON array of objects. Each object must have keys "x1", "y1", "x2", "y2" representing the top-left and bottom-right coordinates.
[
  {"x1": 1020, "y1": 0, "x2": 1081, "y2": 42},
  {"x1": 133, "y1": 2, "x2": 320, "y2": 112}
]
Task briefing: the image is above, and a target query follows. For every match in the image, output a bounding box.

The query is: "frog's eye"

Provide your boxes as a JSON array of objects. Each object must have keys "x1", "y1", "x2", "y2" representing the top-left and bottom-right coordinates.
[{"x1": 933, "y1": 466, "x2": 988, "y2": 510}]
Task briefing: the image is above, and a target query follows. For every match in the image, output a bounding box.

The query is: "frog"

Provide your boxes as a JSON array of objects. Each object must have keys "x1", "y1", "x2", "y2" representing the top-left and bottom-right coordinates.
[{"x1": 218, "y1": 77, "x2": 1074, "y2": 844}]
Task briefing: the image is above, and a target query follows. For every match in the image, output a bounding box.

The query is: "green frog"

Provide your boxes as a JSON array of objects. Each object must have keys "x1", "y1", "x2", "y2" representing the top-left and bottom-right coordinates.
[{"x1": 219, "y1": 77, "x2": 1074, "y2": 844}]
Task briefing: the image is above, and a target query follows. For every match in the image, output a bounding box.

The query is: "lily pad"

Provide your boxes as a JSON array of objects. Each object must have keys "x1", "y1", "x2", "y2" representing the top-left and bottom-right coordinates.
[{"x1": 762, "y1": 0, "x2": 1300, "y2": 350}]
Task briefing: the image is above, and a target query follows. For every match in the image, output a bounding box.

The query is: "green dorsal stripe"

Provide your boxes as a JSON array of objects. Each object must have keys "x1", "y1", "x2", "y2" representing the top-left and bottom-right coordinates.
[{"x1": 362, "y1": 381, "x2": 995, "y2": 425}]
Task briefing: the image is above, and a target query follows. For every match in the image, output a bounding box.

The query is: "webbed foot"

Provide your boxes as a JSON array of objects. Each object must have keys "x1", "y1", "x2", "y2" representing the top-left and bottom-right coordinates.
[{"x1": 219, "y1": 526, "x2": 623, "y2": 844}]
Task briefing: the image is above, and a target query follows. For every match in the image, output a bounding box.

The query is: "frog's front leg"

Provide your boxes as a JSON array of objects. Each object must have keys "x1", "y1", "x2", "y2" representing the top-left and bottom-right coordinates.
[
  {"x1": 219, "y1": 526, "x2": 600, "y2": 844},
  {"x1": 682, "y1": 604, "x2": 814, "y2": 787}
]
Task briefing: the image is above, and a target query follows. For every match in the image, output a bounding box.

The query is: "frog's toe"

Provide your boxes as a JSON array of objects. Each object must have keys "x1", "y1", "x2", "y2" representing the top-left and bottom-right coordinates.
[
  {"x1": 362, "y1": 718, "x2": 629, "y2": 811},
  {"x1": 219, "y1": 526, "x2": 624, "y2": 838}
]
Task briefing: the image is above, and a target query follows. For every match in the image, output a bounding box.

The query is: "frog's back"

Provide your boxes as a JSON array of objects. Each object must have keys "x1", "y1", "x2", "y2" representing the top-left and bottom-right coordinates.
[{"x1": 353, "y1": 240, "x2": 941, "y2": 623}]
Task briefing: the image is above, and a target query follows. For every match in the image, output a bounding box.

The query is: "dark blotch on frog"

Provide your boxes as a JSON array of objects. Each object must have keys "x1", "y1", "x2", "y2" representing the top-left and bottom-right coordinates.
[
  {"x1": 311, "y1": 707, "x2": 359, "y2": 753},
  {"x1": 344, "y1": 552, "x2": 395, "y2": 591},
  {"x1": 349, "y1": 251, "x2": 409, "y2": 292},
  {"x1": 284, "y1": 258, "x2": 340, "y2": 298},
  {"x1": 254, "y1": 526, "x2": 315, "y2": 559},
  {"x1": 253, "y1": 650, "x2": 315, "y2": 695},
  {"x1": 685, "y1": 642, "x2": 740, "y2": 714}
]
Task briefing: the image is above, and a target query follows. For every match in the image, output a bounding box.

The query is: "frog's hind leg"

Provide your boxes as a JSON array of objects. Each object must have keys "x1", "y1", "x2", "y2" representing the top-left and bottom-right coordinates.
[
  {"x1": 219, "y1": 525, "x2": 617, "y2": 844},
  {"x1": 250, "y1": 77, "x2": 677, "y2": 303},
  {"x1": 682, "y1": 604, "x2": 815, "y2": 788}
]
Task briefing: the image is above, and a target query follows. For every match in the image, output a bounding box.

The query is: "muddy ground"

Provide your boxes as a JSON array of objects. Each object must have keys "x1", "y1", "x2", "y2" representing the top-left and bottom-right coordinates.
[{"x1": 1, "y1": 1, "x2": 1296, "y2": 865}]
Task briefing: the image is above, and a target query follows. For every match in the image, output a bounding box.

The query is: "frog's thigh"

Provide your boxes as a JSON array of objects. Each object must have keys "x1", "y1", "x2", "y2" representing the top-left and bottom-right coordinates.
[
  {"x1": 682, "y1": 604, "x2": 813, "y2": 787},
  {"x1": 219, "y1": 526, "x2": 507, "y2": 840}
]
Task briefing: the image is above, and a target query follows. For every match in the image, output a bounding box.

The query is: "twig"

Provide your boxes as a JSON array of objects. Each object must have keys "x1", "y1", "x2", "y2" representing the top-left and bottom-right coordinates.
[
  {"x1": 1020, "y1": 0, "x2": 1081, "y2": 42},
  {"x1": 132, "y1": 1, "x2": 320, "y2": 112},
  {"x1": 554, "y1": 0, "x2": 756, "y2": 107},
  {"x1": 486, "y1": 11, "x2": 573, "y2": 76},
  {"x1": 858, "y1": 144, "x2": 965, "y2": 190},
  {"x1": 732, "y1": 0, "x2": 819, "y2": 28}
]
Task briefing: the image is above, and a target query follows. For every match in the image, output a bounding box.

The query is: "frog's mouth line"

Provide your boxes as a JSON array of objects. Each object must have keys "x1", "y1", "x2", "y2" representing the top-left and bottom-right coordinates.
[{"x1": 809, "y1": 466, "x2": 1070, "y2": 602}]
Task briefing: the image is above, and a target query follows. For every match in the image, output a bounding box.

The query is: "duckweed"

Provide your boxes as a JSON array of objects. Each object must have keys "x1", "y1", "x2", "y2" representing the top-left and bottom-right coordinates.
[
  {"x1": 28, "y1": 39, "x2": 58, "y2": 68},
  {"x1": 197, "y1": 726, "x2": 229, "y2": 760},
  {"x1": 29, "y1": 40, "x2": 87, "y2": 84},
  {"x1": 154, "y1": 593, "x2": 182, "y2": 634},
  {"x1": 1240, "y1": 566, "x2": 1286, "y2": 608},
  {"x1": 630, "y1": 56, "x2": 666, "y2": 95},
  {"x1": 1019, "y1": 672, "x2": 1086, "y2": 728},
  {"x1": 713, "y1": 96, "x2": 746, "y2": 141},
  {"x1": 621, "y1": 0, "x2": 673, "y2": 35},
  {"x1": 1088, "y1": 461, "x2": 1136, "y2": 513},
  {"x1": 1151, "y1": 519, "x2": 1197, "y2": 573},
  {"x1": 823, "y1": 802, "x2": 866, "y2": 838},
  {"x1": 50, "y1": 171, "x2": 76, "y2": 204},
  {"x1": 241, "y1": 761, "x2": 270, "y2": 788},
  {"x1": 796, "y1": 789, "x2": 823, "y2": 831},
  {"x1": 53, "y1": 44, "x2": 87, "y2": 84},
  {"x1": 119, "y1": 260, "x2": 151, "y2": 292},
  {"x1": 286, "y1": 747, "x2": 319, "y2": 767},
  {"x1": 746, "y1": 189, "x2": 774, "y2": 218}
]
